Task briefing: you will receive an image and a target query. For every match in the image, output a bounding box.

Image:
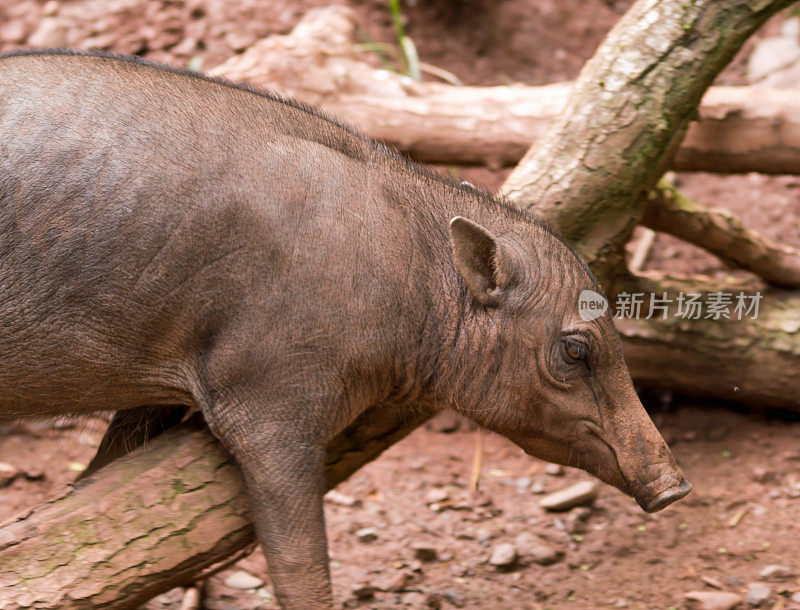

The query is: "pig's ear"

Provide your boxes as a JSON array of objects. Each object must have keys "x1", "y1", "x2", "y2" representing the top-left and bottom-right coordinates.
[{"x1": 449, "y1": 216, "x2": 513, "y2": 307}]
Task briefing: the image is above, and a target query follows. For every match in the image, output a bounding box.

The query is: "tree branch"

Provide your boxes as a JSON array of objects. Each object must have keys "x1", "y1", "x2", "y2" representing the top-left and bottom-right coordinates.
[
  {"x1": 0, "y1": 407, "x2": 431, "y2": 609},
  {"x1": 500, "y1": 0, "x2": 797, "y2": 288},
  {"x1": 642, "y1": 178, "x2": 800, "y2": 288}
]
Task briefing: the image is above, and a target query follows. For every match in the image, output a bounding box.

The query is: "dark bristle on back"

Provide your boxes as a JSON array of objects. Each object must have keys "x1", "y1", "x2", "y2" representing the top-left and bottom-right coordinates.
[{"x1": 0, "y1": 48, "x2": 601, "y2": 293}]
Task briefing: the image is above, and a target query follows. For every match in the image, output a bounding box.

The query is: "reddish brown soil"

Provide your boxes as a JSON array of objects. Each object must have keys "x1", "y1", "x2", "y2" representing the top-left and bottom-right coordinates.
[{"x1": 1, "y1": 2, "x2": 800, "y2": 609}]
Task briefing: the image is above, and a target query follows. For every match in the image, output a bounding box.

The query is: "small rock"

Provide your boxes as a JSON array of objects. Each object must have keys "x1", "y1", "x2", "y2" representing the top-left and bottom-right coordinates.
[
  {"x1": 744, "y1": 582, "x2": 771, "y2": 607},
  {"x1": 515, "y1": 477, "x2": 532, "y2": 490},
  {"x1": 325, "y1": 490, "x2": 361, "y2": 507},
  {"x1": 544, "y1": 463, "x2": 564, "y2": 476},
  {"x1": 352, "y1": 583, "x2": 376, "y2": 600},
  {"x1": 425, "y1": 488, "x2": 449, "y2": 504},
  {"x1": 475, "y1": 528, "x2": 493, "y2": 546},
  {"x1": 684, "y1": 591, "x2": 743, "y2": 610},
  {"x1": 0, "y1": 21, "x2": 26, "y2": 44},
  {"x1": 514, "y1": 532, "x2": 562, "y2": 565},
  {"x1": 0, "y1": 461, "x2": 19, "y2": 486},
  {"x1": 412, "y1": 543, "x2": 438, "y2": 562},
  {"x1": 380, "y1": 570, "x2": 414, "y2": 591},
  {"x1": 42, "y1": 1, "x2": 59, "y2": 16},
  {"x1": 444, "y1": 590, "x2": 466, "y2": 608},
  {"x1": 488, "y1": 543, "x2": 517, "y2": 569},
  {"x1": 759, "y1": 565, "x2": 792, "y2": 580},
  {"x1": 224, "y1": 570, "x2": 263, "y2": 590},
  {"x1": 355, "y1": 527, "x2": 378, "y2": 543},
  {"x1": 401, "y1": 592, "x2": 428, "y2": 606},
  {"x1": 751, "y1": 467, "x2": 775, "y2": 484},
  {"x1": 614, "y1": 599, "x2": 628, "y2": 608},
  {"x1": 701, "y1": 576, "x2": 724, "y2": 590},
  {"x1": 791, "y1": 592, "x2": 800, "y2": 603},
  {"x1": 530, "y1": 479, "x2": 546, "y2": 494},
  {"x1": 540, "y1": 481, "x2": 599, "y2": 512},
  {"x1": 566, "y1": 506, "x2": 592, "y2": 532},
  {"x1": 426, "y1": 410, "x2": 462, "y2": 433}
]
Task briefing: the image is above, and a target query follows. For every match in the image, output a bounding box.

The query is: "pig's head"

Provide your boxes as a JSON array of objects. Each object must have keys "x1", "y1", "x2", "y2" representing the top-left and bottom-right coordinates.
[{"x1": 444, "y1": 215, "x2": 690, "y2": 513}]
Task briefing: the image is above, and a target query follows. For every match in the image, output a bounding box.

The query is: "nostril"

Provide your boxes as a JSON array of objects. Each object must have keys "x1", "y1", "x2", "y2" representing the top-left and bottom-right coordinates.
[{"x1": 642, "y1": 478, "x2": 692, "y2": 513}]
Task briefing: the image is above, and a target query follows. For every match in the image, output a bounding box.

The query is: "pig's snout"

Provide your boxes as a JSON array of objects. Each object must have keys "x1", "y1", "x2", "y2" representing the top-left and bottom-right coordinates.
[{"x1": 635, "y1": 472, "x2": 692, "y2": 513}]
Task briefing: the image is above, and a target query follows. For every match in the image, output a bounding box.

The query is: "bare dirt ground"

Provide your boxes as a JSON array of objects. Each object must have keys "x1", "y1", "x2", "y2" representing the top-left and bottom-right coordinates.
[{"x1": 1, "y1": 1, "x2": 800, "y2": 609}]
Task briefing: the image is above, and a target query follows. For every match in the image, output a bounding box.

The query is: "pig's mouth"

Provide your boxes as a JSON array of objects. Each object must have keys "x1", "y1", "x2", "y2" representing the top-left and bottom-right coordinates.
[
  {"x1": 582, "y1": 421, "x2": 692, "y2": 512},
  {"x1": 636, "y1": 477, "x2": 692, "y2": 513}
]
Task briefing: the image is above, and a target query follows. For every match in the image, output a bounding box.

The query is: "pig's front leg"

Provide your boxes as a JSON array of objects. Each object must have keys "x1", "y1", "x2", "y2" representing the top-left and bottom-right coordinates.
[{"x1": 207, "y1": 409, "x2": 332, "y2": 608}]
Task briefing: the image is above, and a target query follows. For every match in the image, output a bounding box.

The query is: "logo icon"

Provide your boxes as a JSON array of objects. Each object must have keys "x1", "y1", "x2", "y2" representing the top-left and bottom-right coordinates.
[{"x1": 578, "y1": 289, "x2": 608, "y2": 322}]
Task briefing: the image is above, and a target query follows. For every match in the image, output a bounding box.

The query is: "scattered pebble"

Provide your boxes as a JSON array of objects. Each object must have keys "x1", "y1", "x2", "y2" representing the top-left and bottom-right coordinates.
[
  {"x1": 444, "y1": 590, "x2": 466, "y2": 608},
  {"x1": 426, "y1": 410, "x2": 462, "y2": 433},
  {"x1": 412, "y1": 543, "x2": 438, "y2": 562},
  {"x1": 701, "y1": 576, "x2": 723, "y2": 590},
  {"x1": 475, "y1": 528, "x2": 493, "y2": 546},
  {"x1": 400, "y1": 592, "x2": 428, "y2": 607},
  {"x1": 744, "y1": 582, "x2": 771, "y2": 607},
  {"x1": 351, "y1": 583, "x2": 376, "y2": 600},
  {"x1": 355, "y1": 528, "x2": 378, "y2": 543},
  {"x1": 684, "y1": 590, "x2": 743, "y2": 610},
  {"x1": 0, "y1": 461, "x2": 20, "y2": 486},
  {"x1": 530, "y1": 479, "x2": 546, "y2": 494},
  {"x1": 751, "y1": 467, "x2": 775, "y2": 484},
  {"x1": 544, "y1": 463, "x2": 564, "y2": 476},
  {"x1": 514, "y1": 532, "x2": 562, "y2": 565},
  {"x1": 791, "y1": 592, "x2": 800, "y2": 603},
  {"x1": 0, "y1": 461, "x2": 45, "y2": 486},
  {"x1": 540, "y1": 481, "x2": 599, "y2": 512},
  {"x1": 425, "y1": 488, "x2": 449, "y2": 504},
  {"x1": 325, "y1": 490, "x2": 361, "y2": 507},
  {"x1": 758, "y1": 564, "x2": 792, "y2": 581},
  {"x1": 488, "y1": 543, "x2": 517, "y2": 569},
  {"x1": 565, "y1": 506, "x2": 592, "y2": 532},
  {"x1": 514, "y1": 477, "x2": 532, "y2": 491},
  {"x1": 224, "y1": 570, "x2": 263, "y2": 590}
]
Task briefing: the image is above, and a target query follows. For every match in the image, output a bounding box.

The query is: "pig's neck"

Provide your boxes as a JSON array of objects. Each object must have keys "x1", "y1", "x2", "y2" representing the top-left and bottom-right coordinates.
[{"x1": 383, "y1": 163, "x2": 530, "y2": 414}]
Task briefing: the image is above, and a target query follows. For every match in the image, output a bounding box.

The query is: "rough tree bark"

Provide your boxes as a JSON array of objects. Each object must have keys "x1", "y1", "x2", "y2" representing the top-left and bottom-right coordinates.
[
  {"x1": 642, "y1": 178, "x2": 800, "y2": 288},
  {"x1": 0, "y1": 408, "x2": 431, "y2": 609},
  {"x1": 2, "y1": 0, "x2": 799, "y2": 607},
  {"x1": 211, "y1": 10, "x2": 800, "y2": 176}
]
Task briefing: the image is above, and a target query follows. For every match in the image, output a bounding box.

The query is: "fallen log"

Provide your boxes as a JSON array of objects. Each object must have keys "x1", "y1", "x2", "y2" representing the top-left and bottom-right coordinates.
[
  {"x1": 0, "y1": 408, "x2": 431, "y2": 609},
  {"x1": 212, "y1": 20, "x2": 800, "y2": 175},
  {"x1": 616, "y1": 272, "x2": 800, "y2": 409},
  {"x1": 642, "y1": 178, "x2": 800, "y2": 288},
  {"x1": 323, "y1": 85, "x2": 800, "y2": 176}
]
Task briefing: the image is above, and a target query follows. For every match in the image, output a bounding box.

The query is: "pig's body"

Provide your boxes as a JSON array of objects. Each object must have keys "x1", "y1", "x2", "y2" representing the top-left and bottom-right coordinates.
[
  {"x1": 0, "y1": 50, "x2": 690, "y2": 609},
  {"x1": 0, "y1": 50, "x2": 441, "y2": 423}
]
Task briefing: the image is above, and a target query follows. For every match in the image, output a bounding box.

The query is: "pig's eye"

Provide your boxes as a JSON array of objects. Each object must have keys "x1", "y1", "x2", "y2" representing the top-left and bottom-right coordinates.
[{"x1": 561, "y1": 338, "x2": 588, "y2": 363}]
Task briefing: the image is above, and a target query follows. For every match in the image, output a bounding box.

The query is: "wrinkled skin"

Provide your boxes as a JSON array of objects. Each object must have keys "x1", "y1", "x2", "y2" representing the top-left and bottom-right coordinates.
[
  {"x1": 0, "y1": 50, "x2": 689, "y2": 609},
  {"x1": 444, "y1": 218, "x2": 690, "y2": 513}
]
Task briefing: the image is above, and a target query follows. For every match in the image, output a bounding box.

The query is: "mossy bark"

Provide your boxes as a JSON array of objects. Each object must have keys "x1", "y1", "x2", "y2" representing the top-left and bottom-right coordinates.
[
  {"x1": 500, "y1": 0, "x2": 797, "y2": 290},
  {"x1": 642, "y1": 179, "x2": 800, "y2": 288},
  {"x1": 617, "y1": 272, "x2": 800, "y2": 409},
  {"x1": 0, "y1": 407, "x2": 430, "y2": 609}
]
